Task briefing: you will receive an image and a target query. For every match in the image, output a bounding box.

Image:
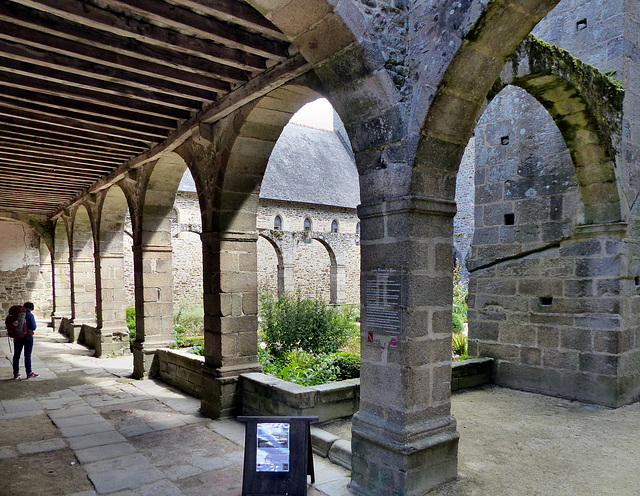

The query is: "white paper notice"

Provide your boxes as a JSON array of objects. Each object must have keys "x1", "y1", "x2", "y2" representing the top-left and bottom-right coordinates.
[{"x1": 256, "y1": 422, "x2": 290, "y2": 472}]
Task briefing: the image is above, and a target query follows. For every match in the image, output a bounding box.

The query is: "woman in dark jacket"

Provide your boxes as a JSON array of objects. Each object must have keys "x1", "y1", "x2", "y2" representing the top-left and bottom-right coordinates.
[{"x1": 13, "y1": 301, "x2": 39, "y2": 379}]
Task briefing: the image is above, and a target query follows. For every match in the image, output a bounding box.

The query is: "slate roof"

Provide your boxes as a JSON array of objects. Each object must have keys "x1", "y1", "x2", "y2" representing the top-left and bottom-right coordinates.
[{"x1": 179, "y1": 122, "x2": 360, "y2": 208}]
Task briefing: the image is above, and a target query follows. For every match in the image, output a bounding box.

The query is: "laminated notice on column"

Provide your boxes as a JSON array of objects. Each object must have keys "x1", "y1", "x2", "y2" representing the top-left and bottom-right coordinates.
[
  {"x1": 365, "y1": 269, "x2": 402, "y2": 335},
  {"x1": 256, "y1": 423, "x2": 290, "y2": 472}
]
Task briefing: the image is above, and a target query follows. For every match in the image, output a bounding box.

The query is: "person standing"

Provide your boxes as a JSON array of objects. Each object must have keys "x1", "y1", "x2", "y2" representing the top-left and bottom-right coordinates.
[{"x1": 13, "y1": 301, "x2": 39, "y2": 379}]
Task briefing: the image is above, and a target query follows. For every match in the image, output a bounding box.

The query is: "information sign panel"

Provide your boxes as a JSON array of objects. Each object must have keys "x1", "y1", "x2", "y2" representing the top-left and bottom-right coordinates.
[{"x1": 238, "y1": 416, "x2": 318, "y2": 496}]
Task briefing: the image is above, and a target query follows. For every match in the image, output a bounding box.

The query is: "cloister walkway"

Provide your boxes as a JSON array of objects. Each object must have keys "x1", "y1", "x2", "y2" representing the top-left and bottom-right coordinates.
[
  {"x1": 0, "y1": 329, "x2": 350, "y2": 496},
  {"x1": 4, "y1": 329, "x2": 640, "y2": 495}
]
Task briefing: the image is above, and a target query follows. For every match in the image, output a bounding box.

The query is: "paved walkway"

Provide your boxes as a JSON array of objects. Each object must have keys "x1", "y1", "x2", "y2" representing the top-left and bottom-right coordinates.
[{"x1": 0, "y1": 330, "x2": 350, "y2": 496}]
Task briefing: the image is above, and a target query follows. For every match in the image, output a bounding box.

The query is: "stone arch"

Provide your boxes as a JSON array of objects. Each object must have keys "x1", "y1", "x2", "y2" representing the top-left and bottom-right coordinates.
[
  {"x1": 493, "y1": 36, "x2": 624, "y2": 224},
  {"x1": 71, "y1": 205, "x2": 97, "y2": 326}
]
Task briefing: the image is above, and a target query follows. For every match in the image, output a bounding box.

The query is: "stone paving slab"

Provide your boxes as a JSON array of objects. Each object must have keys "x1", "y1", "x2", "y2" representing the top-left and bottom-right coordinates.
[
  {"x1": 0, "y1": 409, "x2": 44, "y2": 420},
  {"x1": 74, "y1": 442, "x2": 137, "y2": 464},
  {"x1": 207, "y1": 419, "x2": 246, "y2": 446},
  {"x1": 84, "y1": 453, "x2": 167, "y2": 494},
  {"x1": 59, "y1": 420, "x2": 118, "y2": 438},
  {"x1": 48, "y1": 403, "x2": 97, "y2": 419},
  {"x1": 16, "y1": 437, "x2": 67, "y2": 455},
  {"x1": 108, "y1": 479, "x2": 185, "y2": 496},
  {"x1": 117, "y1": 422, "x2": 155, "y2": 437},
  {"x1": 67, "y1": 430, "x2": 129, "y2": 450},
  {"x1": 0, "y1": 445, "x2": 18, "y2": 459},
  {"x1": 51, "y1": 413, "x2": 106, "y2": 429},
  {"x1": 1, "y1": 398, "x2": 42, "y2": 413}
]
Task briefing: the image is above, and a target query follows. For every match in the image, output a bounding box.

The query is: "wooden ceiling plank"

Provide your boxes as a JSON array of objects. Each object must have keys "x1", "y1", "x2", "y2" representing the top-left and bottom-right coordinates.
[
  {"x1": 0, "y1": 4, "x2": 258, "y2": 80},
  {"x1": 0, "y1": 169, "x2": 99, "y2": 184},
  {"x1": 0, "y1": 73, "x2": 191, "y2": 121},
  {"x1": 166, "y1": 0, "x2": 287, "y2": 41},
  {"x1": 0, "y1": 109, "x2": 161, "y2": 144},
  {"x1": 0, "y1": 142, "x2": 122, "y2": 166},
  {"x1": 0, "y1": 133, "x2": 133, "y2": 160},
  {"x1": 0, "y1": 37, "x2": 228, "y2": 99},
  {"x1": 10, "y1": 0, "x2": 270, "y2": 72},
  {"x1": 0, "y1": 55, "x2": 204, "y2": 112},
  {"x1": 0, "y1": 20, "x2": 248, "y2": 87},
  {"x1": 0, "y1": 121, "x2": 149, "y2": 153},
  {"x1": 98, "y1": 0, "x2": 289, "y2": 60},
  {"x1": 0, "y1": 85, "x2": 178, "y2": 130},
  {"x1": 0, "y1": 97, "x2": 170, "y2": 140},
  {"x1": 0, "y1": 149, "x2": 118, "y2": 170}
]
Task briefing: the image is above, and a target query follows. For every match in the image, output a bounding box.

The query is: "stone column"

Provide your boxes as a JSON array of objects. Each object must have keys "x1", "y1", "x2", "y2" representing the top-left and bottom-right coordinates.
[
  {"x1": 51, "y1": 256, "x2": 72, "y2": 330},
  {"x1": 71, "y1": 255, "x2": 96, "y2": 325},
  {"x1": 200, "y1": 231, "x2": 262, "y2": 419},
  {"x1": 96, "y1": 252, "x2": 129, "y2": 356},
  {"x1": 277, "y1": 263, "x2": 294, "y2": 297},
  {"x1": 132, "y1": 243, "x2": 174, "y2": 378},
  {"x1": 330, "y1": 263, "x2": 347, "y2": 305},
  {"x1": 351, "y1": 197, "x2": 459, "y2": 496}
]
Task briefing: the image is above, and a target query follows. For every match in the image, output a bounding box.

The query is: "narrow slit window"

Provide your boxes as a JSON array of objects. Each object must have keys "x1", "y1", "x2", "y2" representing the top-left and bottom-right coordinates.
[
  {"x1": 331, "y1": 220, "x2": 338, "y2": 233},
  {"x1": 577, "y1": 19, "x2": 587, "y2": 31},
  {"x1": 274, "y1": 215, "x2": 282, "y2": 231}
]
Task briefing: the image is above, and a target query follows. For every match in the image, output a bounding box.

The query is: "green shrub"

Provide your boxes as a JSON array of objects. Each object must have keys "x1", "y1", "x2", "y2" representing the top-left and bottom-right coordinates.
[
  {"x1": 174, "y1": 300, "x2": 204, "y2": 339},
  {"x1": 452, "y1": 266, "x2": 468, "y2": 332},
  {"x1": 258, "y1": 292, "x2": 358, "y2": 360},
  {"x1": 125, "y1": 307, "x2": 136, "y2": 342},
  {"x1": 276, "y1": 350, "x2": 339, "y2": 386},
  {"x1": 452, "y1": 331, "x2": 468, "y2": 360},
  {"x1": 330, "y1": 351, "x2": 360, "y2": 380}
]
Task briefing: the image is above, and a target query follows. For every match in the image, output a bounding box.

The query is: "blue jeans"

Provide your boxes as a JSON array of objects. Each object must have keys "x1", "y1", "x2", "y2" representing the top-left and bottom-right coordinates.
[{"x1": 13, "y1": 335, "x2": 33, "y2": 376}]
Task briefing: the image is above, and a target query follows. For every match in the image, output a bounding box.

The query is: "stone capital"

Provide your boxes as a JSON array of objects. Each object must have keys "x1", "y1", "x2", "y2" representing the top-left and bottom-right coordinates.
[{"x1": 358, "y1": 195, "x2": 457, "y2": 220}]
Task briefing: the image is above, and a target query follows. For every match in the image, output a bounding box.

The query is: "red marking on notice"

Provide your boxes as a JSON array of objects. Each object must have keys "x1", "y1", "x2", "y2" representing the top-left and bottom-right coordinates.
[{"x1": 367, "y1": 332, "x2": 374, "y2": 343}]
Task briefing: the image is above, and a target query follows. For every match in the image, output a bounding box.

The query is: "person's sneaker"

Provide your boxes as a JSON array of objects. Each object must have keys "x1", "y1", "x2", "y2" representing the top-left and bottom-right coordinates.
[
  {"x1": 26, "y1": 373, "x2": 39, "y2": 379},
  {"x1": 13, "y1": 373, "x2": 21, "y2": 380}
]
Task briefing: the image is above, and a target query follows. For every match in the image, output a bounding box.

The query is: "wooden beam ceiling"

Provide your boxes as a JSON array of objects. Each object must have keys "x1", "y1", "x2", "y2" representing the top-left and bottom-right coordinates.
[{"x1": 0, "y1": 0, "x2": 306, "y2": 217}]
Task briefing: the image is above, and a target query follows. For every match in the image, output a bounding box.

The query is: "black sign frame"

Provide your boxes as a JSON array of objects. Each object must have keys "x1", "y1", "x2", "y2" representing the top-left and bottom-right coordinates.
[{"x1": 238, "y1": 416, "x2": 318, "y2": 496}]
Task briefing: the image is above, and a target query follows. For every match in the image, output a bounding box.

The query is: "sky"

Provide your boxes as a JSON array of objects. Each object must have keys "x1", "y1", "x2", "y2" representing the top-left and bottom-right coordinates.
[{"x1": 289, "y1": 98, "x2": 333, "y2": 131}]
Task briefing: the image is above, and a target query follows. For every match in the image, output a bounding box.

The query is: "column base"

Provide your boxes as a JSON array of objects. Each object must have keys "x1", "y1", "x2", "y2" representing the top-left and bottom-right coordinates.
[
  {"x1": 132, "y1": 339, "x2": 171, "y2": 379},
  {"x1": 350, "y1": 412, "x2": 459, "y2": 496},
  {"x1": 200, "y1": 362, "x2": 262, "y2": 419}
]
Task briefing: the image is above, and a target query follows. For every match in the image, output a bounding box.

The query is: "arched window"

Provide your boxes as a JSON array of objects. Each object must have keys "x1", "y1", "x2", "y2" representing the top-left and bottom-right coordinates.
[
  {"x1": 303, "y1": 218, "x2": 312, "y2": 243},
  {"x1": 331, "y1": 220, "x2": 338, "y2": 233},
  {"x1": 274, "y1": 215, "x2": 282, "y2": 231},
  {"x1": 171, "y1": 208, "x2": 179, "y2": 224}
]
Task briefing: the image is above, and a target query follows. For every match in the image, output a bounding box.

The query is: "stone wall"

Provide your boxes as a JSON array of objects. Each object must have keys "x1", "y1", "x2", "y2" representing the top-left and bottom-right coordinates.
[
  {"x1": 467, "y1": 0, "x2": 639, "y2": 406},
  {"x1": 0, "y1": 221, "x2": 53, "y2": 323}
]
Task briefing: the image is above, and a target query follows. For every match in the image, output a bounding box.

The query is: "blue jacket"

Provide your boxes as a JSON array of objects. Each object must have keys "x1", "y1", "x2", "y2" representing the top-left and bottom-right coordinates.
[{"x1": 25, "y1": 310, "x2": 36, "y2": 335}]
